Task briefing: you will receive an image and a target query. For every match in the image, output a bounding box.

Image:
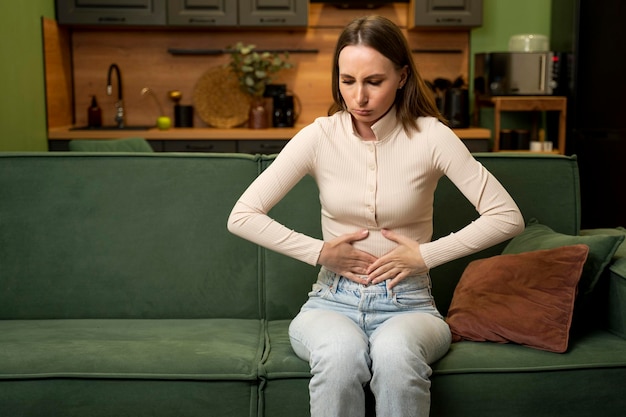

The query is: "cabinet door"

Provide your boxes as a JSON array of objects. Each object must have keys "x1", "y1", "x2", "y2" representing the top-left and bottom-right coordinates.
[
  {"x1": 56, "y1": 0, "x2": 167, "y2": 26},
  {"x1": 237, "y1": 140, "x2": 288, "y2": 154},
  {"x1": 409, "y1": 0, "x2": 482, "y2": 29},
  {"x1": 238, "y1": 0, "x2": 308, "y2": 27},
  {"x1": 162, "y1": 140, "x2": 237, "y2": 153},
  {"x1": 167, "y1": 0, "x2": 237, "y2": 26}
]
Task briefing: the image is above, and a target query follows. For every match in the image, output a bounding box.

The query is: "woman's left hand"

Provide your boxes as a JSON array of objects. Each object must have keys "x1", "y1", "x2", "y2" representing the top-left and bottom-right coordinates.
[{"x1": 365, "y1": 229, "x2": 428, "y2": 288}]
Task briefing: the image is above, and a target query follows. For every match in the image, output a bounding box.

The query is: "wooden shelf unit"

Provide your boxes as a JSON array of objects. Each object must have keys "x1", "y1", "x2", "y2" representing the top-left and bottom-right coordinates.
[{"x1": 476, "y1": 96, "x2": 567, "y2": 154}]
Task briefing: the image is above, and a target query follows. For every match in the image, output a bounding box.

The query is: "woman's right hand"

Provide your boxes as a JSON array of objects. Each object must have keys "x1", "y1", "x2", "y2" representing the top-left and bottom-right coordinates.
[{"x1": 317, "y1": 229, "x2": 378, "y2": 284}]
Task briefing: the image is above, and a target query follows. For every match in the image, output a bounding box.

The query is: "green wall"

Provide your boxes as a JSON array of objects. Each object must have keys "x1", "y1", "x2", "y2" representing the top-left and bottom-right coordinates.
[
  {"x1": 470, "y1": 0, "x2": 552, "y2": 136},
  {"x1": 0, "y1": 1, "x2": 55, "y2": 151},
  {"x1": 472, "y1": 0, "x2": 551, "y2": 54},
  {"x1": 0, "y1": 1, "x2": 551, "y2": 152}
]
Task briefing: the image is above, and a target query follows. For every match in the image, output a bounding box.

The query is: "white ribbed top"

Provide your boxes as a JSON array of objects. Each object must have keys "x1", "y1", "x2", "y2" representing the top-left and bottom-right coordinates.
[{"x1": 227, "y1": 109, "x2": 524, "y2": 269}]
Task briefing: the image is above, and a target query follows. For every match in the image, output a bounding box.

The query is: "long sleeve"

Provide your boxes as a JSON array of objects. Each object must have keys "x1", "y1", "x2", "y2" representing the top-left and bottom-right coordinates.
[
  {"x1": 227, "y1": 123, "x2": 326, "y2": 266},
  {"x1": 228, "y1": 111, "x2": 524, "y2": 271},
  {"x1": 417, "y1": 121, "x2": 525, "y2": 269}
]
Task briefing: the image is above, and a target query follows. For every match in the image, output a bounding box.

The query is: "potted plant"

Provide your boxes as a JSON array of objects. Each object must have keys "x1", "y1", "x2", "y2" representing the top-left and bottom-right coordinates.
[{"x1": 228, "y1": 42, "x2": 292, "y2": 128}]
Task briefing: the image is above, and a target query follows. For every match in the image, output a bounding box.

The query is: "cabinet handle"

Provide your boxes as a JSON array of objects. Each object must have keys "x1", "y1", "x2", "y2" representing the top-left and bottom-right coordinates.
[
  {"x1": 260, "y1": 18, "x2": 287, "y2": 24},
  {"x1": 98, "y1": 17, "x2": 126, "y2": 23},
  {"x1": 188, "y1": 18, "x2": 217, "y2": 24},
  {"x1": 259, "y1": 144, "x2": 283, "y2": 150},
  {"x1": 185, "y1": 144, "x2": 214, "y2": 151}
]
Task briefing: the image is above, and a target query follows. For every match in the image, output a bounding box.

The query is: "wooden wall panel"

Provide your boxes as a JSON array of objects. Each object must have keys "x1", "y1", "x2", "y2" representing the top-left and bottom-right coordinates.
[
  {"x1": 43, "y1": 17, "x2": 73, "y2": 128},
  {"x1": 63, "y1": 4, "x2": 469, "y2": 128}
]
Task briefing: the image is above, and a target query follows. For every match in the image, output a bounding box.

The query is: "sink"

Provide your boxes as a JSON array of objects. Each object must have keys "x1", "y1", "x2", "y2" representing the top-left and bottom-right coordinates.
[{"x1": 70, "y1": 125, "x2": 154, "y2": 131}]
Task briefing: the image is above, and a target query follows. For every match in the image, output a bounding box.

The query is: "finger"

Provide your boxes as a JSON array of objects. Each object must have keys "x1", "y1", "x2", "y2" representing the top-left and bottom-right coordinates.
[
  {"x1": 357, "y1": 252, "x2": 379, "y2": 265},
  {"x1": 386, "y1": 271, "x2": 409, "y2": 289},
  {"x1": 343, "y1": 271, "x2": 369, "y2": 285},
  {"x1": 367, "y1": 263, "x2": 396, "y2": 284},
  {"x1": 347, "y1": 260, "x2": 372, "y2": 276},
  {"x1": 341, "y1": 229, "x2": 369, "y2": 244},
  {"x1": 347, "y1": 245, "x2": 378, "y2": 265},
  {"x1": 365, "y1": 254, "x2": 393, "y2": 276},
  {"x1": 381, "y1": 228, "x2": 410, "y2": 245}
]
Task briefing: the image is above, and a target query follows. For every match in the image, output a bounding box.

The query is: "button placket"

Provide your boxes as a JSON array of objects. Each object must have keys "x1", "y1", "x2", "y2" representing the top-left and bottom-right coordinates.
[{"x1": 365, "y1": 143, "x2": 377, "y2": 227}]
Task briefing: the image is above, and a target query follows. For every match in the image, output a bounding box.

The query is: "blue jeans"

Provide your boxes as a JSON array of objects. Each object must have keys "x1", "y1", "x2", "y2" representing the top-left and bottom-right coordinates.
[{"x1": 289, "y1": 267, "x2": 451, "y2": 417}]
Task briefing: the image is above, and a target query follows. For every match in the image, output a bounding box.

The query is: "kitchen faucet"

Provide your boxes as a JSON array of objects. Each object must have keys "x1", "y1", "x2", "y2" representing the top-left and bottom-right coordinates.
[{"x1": 106, "y1": 64, "x2": 124, "y2": 128}]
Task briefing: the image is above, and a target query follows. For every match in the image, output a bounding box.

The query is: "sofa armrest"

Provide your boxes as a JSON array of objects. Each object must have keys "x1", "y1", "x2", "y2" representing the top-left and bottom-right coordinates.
[
  {"x1": 609, "y1": 258, "x2": 626, "y2": 339},
  {"x1": 580, "y1": 227, "x2": 626, "y2": 338},
  {"x1": 579, "y1": 227, "x2": 626, "y2": 259}
]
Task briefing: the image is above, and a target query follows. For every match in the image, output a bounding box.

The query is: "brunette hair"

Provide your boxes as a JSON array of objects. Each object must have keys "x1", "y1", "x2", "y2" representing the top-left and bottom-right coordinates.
[{"x1": 328, "y1": 15, "x2": 444, "y2": 132}]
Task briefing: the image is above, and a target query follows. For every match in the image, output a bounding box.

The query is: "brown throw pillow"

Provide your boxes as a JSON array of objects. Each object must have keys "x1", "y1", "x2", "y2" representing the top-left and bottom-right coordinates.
[{"x1": 446, "y1": 244, "x2": 589, "y2": 353}]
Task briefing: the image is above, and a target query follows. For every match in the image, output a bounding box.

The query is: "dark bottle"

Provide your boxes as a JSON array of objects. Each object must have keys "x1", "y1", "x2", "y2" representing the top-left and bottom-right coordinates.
[
  {"x1": 272, "y1": 94, "x2": 295, "y2": 128},
  {"x1": 87, "y1": 95, "x2": 102, "y2": 128}
]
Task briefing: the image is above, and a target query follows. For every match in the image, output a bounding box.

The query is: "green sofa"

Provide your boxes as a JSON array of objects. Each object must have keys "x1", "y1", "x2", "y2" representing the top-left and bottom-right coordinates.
[{"x1": 1, "y1": 152, "x2": 625, "y2": 417}]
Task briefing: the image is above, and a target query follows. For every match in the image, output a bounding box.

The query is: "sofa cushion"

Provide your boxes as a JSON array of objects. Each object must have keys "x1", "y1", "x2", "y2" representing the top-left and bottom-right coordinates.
[
  {"x1": 502, "y1": 221, "x2": 625, "y2": 295},
  {"x1": 0, "y1": 154, "x2": 261, "y2": 319},
  {"x1": 434, "y1": 329, "x2": 626, "y2": 376},
  {"x1": 609, "y1": 258, "x2": 626, "y2": 339},
  {"x1": 0, "y1": 319, "x2": 263, "y2": 379},
  {"x1": 260, "y1": 320, "x2": 312, "y2": 417},
  {"x1": 261, "y1": 320, "x2": 310, "y2": 379},
  {"x1": 430, "y1": 330, "x2": 626, "y2": 417},
  {"x1": 0, "y1": 377, "x2": 258, "y2": 417},
  {"x1": 446, "y1": 245, "x2": 588, "y2": 352}
]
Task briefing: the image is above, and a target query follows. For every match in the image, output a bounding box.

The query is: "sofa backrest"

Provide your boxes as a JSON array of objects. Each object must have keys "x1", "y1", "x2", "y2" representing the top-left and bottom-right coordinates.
[
  {"x1": 265, "y1": 153, "x2": 581, "y2": 319},
  {"x1": 0, "y1": 153, "x2": 262, "y2": 319},
  {"x1": 0, "y1": 153, "x2": 580, "y2": 320}
]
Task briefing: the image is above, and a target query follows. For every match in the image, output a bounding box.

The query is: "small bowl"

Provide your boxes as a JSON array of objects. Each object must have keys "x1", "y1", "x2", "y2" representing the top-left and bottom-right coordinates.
[{"x1": 508, "y1": 34, "x2": 549, "y2": 52}]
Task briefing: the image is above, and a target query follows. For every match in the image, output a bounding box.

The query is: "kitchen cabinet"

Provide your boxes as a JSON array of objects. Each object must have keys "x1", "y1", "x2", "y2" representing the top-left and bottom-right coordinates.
[
  {"x1": 56, "y1": 0, "x2": 167, "y2": 26},
  {"x1": 167, "y1": 0, "x2": 237, "y2": 26},
  {"x1": 408, "y1": 0, "x2": 482, "y2": 29},
  {"x1": 48, "y1": 127, "x2": 492, "y2": 153},
  {"x1": 162, "y1": 140, "x2": 237, "y2": 152},
  {"x1": 47, "y1": 139, "x2": 164, "y2": 152},
  {"x1": 166, "y1": 140, "x2": 288, "y2": 154},
  {"x1": 56, "y1": 0, "x2": 307, "y2": 27},
  {"x1": 170, "y1": 0, "x2": 309, "y2": 27},
  {"x1": 49, "y1": 139, "x2": 285, "y2": 153},
  {"x1": 238, "y1": 0, "x2": 308, "y2": 27},
  {"x1": 237, "y1": 140, "x2": 289, "y2": 154}
]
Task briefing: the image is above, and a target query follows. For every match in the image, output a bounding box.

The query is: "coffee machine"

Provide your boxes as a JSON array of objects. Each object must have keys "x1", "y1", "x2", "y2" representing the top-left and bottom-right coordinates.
[
  {"x1": 265, "y1": 84, "x2": 298, "y2": 128},
  {"x1": 272, "y1": 93, "x2": 296, "y2": 127}
]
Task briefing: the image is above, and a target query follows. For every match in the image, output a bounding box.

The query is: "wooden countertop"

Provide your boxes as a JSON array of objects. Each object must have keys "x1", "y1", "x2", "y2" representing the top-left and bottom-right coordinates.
[{"x1": 49, "y1": 126, "x2": 491, "y2": 140}]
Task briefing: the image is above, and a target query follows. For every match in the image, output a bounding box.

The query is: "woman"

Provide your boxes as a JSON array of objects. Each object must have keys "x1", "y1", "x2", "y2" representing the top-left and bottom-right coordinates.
[{"x1": 228, "y1": 15, "x2": 524, "y2": 417}]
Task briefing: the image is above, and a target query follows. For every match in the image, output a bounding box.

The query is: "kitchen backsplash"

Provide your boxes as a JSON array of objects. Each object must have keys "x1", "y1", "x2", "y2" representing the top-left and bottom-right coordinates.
[{"x1": 45, "y1": 3, "x2": 470, "y2": 129}]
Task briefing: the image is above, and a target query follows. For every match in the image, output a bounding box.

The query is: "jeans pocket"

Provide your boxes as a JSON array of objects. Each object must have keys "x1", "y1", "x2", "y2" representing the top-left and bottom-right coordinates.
[{"x1": 391, "y1": 288, "x2": 435, "y2": 310}]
